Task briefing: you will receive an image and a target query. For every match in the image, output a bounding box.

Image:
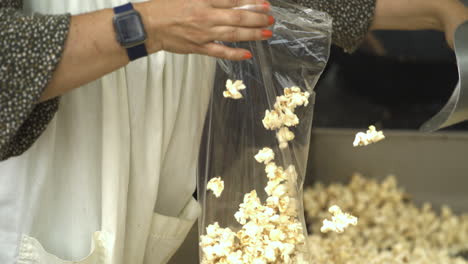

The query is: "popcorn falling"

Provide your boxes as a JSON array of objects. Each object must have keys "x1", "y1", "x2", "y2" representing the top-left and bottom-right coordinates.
[
  {"x1": 262, "y1": 87, "x2": 310, "y2": 130},
  {"x1": 201, "y1": 85, "x2": 311, "y2": 264},
  {"x1": 223, "y1": 79, "x2": 246, "y2": 99},
  {"x1": 207, "y1": 177, "x2": 225, "y2": 198},
  {"x1": 262, "y1": 87, "x2": 309, "y2": 149},
  {"x1": 320, "y1": 205, "x2": 358, "y2": 233},
  {"x1": 276, "y1": 127, "x2": 295, "y2": 149},
  {"x1": 353, "y1": 125, "x2": 385, "y2": 147},
  {"x1": 281, "y1": 87, "x2": 310, "y2": 109},
  {"x1": 254, "y1": 147, "x2": 275, "y2": 164}
]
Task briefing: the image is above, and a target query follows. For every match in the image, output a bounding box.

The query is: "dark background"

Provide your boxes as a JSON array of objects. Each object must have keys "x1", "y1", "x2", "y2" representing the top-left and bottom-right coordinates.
[{"x1": 312, "y1": 29, "x2": 468, "y2": 130}]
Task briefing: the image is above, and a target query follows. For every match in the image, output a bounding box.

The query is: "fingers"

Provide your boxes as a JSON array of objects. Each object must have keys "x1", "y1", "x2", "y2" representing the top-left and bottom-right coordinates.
[
  {"x1": 212, "y1": 27, "x2": 272, "y2": 42},
  {"x1": 210, "y1": 8, "x2": 274, "y2": 27},
  {"x1": 210, "y1": 0, "x2": 270, "y2": 10},
  {"x1": 196, "y1": 42, "x2": 253, "y2": 60}
]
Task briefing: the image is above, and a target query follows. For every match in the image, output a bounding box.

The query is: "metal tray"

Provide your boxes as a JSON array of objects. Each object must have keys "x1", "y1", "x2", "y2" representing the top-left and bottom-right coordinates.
[
  {"x1": 307, "y1": 128, "x2": 468, "y2": 213},
  {"x1": 169, "y1": 128, "x2": 468, "y2": 263}
]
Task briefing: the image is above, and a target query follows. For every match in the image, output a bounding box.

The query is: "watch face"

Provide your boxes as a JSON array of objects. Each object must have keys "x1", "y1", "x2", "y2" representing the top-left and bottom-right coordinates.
[{"x1": 115, "y1": 12, "x2": 146, "y2": 47}]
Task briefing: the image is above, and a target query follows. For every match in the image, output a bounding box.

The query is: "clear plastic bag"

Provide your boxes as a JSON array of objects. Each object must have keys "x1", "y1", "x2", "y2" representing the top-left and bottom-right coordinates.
[{"x1": 197, "y1": 1, "x2": 332, "y2": 263}]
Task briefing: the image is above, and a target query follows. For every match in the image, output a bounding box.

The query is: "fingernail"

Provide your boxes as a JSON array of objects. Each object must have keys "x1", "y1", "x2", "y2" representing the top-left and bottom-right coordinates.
[
  {"x1": 243, "y1": 52, "x2": 253, "y2": 59},
  {"x1": 262, "y1": 29, "x2": 273, "y2": 38},
  {"x1": 268, "y1": 16, "x2": 275, "y2": 25},
  {"x1": 263, "y1": 2, "x2": 270, "y2": 10}
]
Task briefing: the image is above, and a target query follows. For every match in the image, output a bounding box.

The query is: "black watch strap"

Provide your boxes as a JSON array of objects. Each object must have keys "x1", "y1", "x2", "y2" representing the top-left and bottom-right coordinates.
[
  {"x1": 126, "y1": 43, "x2": 148, "y2": 61},
  {"x1": 114, "y1": 3, "x2": 148, "y2": 61},
  {"x1": 113, "y1": 2, "x2": 134, "y2": 13}
]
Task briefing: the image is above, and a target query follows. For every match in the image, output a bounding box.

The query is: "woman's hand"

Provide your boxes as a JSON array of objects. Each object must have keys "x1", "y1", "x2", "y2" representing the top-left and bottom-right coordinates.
[
  {"x1": 371, "y1": 0, "x2": 468, "y2": 49},
  {"x1": 138, "y1": 0, "x2": 274, "y2": 60},
  {"x1": 437, "y1": 0, "x2": 468, "y2": 48},
  {"x1": 40, "y1": 0, "x2": 274, "y2": 101}
]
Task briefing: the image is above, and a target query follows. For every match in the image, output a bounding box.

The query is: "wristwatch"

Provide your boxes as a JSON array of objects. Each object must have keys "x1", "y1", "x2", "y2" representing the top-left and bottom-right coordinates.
[{"x1": 113, "y1": 3, "x2": 148, "y2": 61}]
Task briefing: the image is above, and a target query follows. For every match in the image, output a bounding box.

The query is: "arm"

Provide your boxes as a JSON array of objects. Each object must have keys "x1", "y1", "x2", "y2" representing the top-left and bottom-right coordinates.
[
  {"x1": 289, "y1": 0, "x2": 377, "y2": 53},
  {"x1": 42, "y1": 0, "x2": 273, "y2": 101},
  {"x1": 0, "y1": 8, "x2": 69, "y2": 160},
  {"x1": 371, "y1": 0, "x2": 468, "y2": 48},
  {"x1": 0, "y1": 0, "x2": 272, "y2": 160},
  {"x1": 290, "y1": 0, "x2": 468, "y2": 52}
]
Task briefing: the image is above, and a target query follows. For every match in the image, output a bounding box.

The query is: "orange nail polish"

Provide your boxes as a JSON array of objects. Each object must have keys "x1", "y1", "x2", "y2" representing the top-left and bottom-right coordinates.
[
  {"x1": 262, "y1": 29, "x2": 273, "y2": 38},
  {"x1": 263, "y1": 2, "x2": 270, "y2": 10},
  {"x1": 243, "y1": 52, "x2": 253, "y2": 59},
  {"x1": 268, "y1": 16, "x2": 275, "y2": 25}
]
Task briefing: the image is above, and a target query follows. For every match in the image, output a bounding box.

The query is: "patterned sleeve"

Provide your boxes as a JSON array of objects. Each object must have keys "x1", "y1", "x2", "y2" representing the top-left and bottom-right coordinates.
[
  {"x1": 291, "y1": 0, "x2": 377, "y2": 53},
  {"x1": 0, "y1": 8, "x2": 70, "y2": 160}
]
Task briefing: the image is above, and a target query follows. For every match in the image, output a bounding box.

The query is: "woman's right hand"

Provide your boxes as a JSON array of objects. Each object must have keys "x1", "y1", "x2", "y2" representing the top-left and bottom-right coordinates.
[{"x1": 136, "y1": 0, "x2": 274, "y2": 60}]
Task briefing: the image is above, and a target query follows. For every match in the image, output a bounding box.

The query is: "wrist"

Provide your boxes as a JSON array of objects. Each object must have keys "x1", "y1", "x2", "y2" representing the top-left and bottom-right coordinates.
[{"x1": 134, "y1": 2, "x2": 162, "y2": 54}]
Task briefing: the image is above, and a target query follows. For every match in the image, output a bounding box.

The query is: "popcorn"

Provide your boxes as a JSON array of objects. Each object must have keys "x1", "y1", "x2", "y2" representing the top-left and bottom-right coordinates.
[
  {"x1": 304, "y1": 174, "x2": 468, "y2": 264},
  {"x1": 272, "y1": 183, "x2": 288, "y2": 197},
  {"x1": 207, "y1": 177, "x2": 224, "y2": 198},
  {"x1": 235, "y1": 190, "x2": 267, "y2": 225},
  {"x1": 223, "y1": 79, "x2": 246, "y2": 99},
  {"x1": 274, "y1": 87, "x2": 310, "y2": 110},
  {"x1": 200, "y1": 222, "x2": 237, "y2": 261},
  {"x1": 202, "y1": 162, "x2": 307, "y2": 264},
  {"x1": 234, "y1": 211, "x2": 247, "y2": 225},
  {"x1": 320, "y1": 205, "x2": 358, "y2": 233},
  {"x1": 281, "y1": 108, "x2": 300, "y2": 127},
  {"x1": 353, "y1": 125, "x2": 385, "y2": 147},
  {"x1": 262, "y1": 109, "x2": 285, "y2": 130},
  {"x1": 263, "y1": 109, "x2": 299, "y2": 130},
  {"x1": 265, "y1": 179, "x2": 282, "y2": 196},
  {"x1": 252, "y1": 258, "x2": 267, "y2": 264},
  {"x1": 264, "y1": 245, "x2": 277, "y2": 261},
  {"x1": 226, "y1": 251, "x2": 243, "y2": 264},
  {"x1": 270, "y1": 229, "x2": 287, "y2": 241},
  {"x1": 243, "y1": 221, "x2": 263, "y2": 237},
  {"x1": 202, "y1": 85, "x2": 311, "y2": 264},
  {"x1": 254, "y1": 147, "x2": 275, "y2": 164},
  {"x1": 265, "y1": 162, "x2": 278, "y2": 178},
  {"x1": 277, "y1": 127, "x2": 295, "y2": 149},
  {"x1": 262, "y1": 87, "x2": 310, "y2": 131}
]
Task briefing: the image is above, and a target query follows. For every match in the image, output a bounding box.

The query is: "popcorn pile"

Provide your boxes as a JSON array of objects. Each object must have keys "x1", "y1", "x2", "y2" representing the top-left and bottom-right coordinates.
[
  {"x1": 200, "y1": 147, "x2": 308, "y2": 264},
  {"x1": 304, "y1": 174, "x2": 468, "y2": 264},
  {"x1": 320, "y1": 205, "x2": 357, "y2": 234},
  {"x1": 207, "y1": 177, "x2": 225, "y2": 198},
  {"x1": 262, "y1": 87, "x2": 310, "y2": 149},
  {"x1": 353, "y1": 125, "x2": 385, "y2": 147},
  {"x1": 223, "y1": 79, "x2": 246, "y2": 99}
]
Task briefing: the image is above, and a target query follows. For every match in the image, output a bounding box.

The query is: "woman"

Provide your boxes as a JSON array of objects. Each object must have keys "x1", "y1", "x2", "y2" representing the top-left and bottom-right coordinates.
[
  {"x1": 1, "y1": 1, "x2": 272, "y2": 264},
  {"x1": 0, "y1": 0, "x2": 467, "y2": 264}
]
